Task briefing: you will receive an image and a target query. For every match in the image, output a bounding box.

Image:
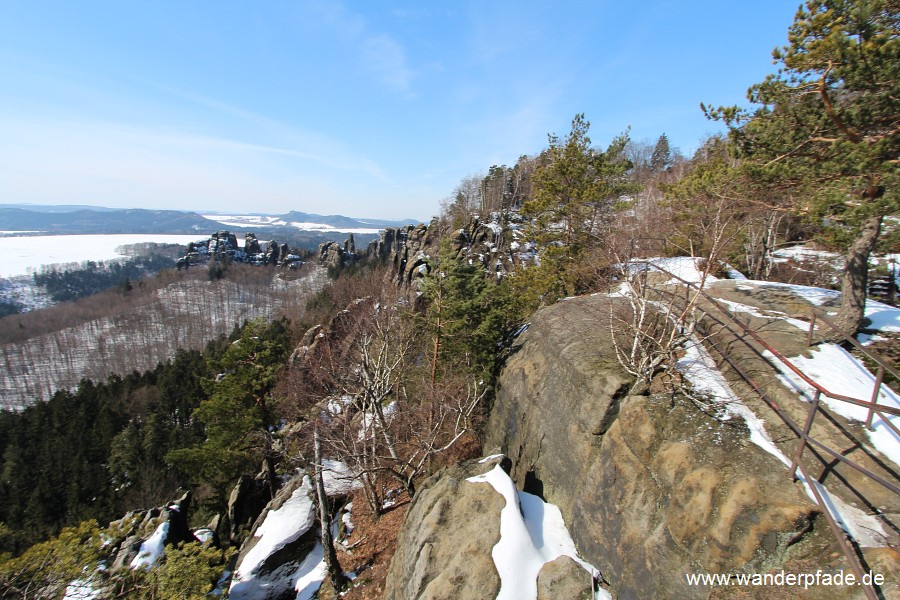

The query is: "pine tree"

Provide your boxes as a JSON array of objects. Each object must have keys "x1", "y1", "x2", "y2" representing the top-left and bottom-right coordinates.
[
  {"x1": 521, "y1": 113, "x2": 635, "y2": 298},
  {"x1": 650, "y1": 133, "x2": 672, "y2": 173},
  {"x1": 167, "y1": 319, "x2": 290, "y2": 502},
  {"x1": 704, "y1": 0, "x2": 899, "y2": 335}
]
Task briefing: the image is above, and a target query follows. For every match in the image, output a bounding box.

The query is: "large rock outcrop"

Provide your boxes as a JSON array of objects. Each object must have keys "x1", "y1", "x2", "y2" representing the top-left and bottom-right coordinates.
[
  {"x1": 108, "y1": 490, "x2": 201, "y2": 570},
  {"x1": 484, "y1": 294, "x2": 856, "y2": 599},
  {"x1": 384, "y1": 458, "x2": 505, "y2": 599},
  {"x1": 366, "y1": 216, "x2": 515, "y2": 287},
  {"x1": 230, "y1": 475, "x2": 320, "y2": 600},
  {"x1": 385, "y1": 455, "x2": 600, "y2": 599}
]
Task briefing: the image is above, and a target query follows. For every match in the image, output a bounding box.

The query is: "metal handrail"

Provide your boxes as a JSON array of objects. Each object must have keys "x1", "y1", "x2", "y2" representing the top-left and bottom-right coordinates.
[
  {"x1": 631, "y1": 261, "x2": 900, "y2": 418},
  {"x1": 807, "y1": 310, "x2": 900, "y2": 432},
  {"x1": 626, "y1": 259, "x2": 897, "y2": 600}
]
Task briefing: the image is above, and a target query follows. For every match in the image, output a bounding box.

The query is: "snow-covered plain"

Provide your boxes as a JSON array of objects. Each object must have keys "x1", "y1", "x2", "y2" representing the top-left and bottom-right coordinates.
[
  {"x1": 0, "y1": 234, "x2": 201, "y2": 278},
  {"x1": 201, "y1": 214, "x2": 382, "y2": 235}
]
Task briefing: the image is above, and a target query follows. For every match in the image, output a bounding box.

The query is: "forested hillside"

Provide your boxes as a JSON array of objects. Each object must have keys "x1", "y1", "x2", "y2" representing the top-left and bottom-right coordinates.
[
  {"x1": 0, "y1": 264, "x2": 325, "y2": 408},
  {"x1": 0, "y1": 1, "x2": 896, "y2": 597}
]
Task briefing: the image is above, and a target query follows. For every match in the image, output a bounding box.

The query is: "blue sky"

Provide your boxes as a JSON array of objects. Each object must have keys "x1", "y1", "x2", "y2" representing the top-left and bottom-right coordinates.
[{"x1": 0, "y1": 1, "x2": 799, "y2": 221}]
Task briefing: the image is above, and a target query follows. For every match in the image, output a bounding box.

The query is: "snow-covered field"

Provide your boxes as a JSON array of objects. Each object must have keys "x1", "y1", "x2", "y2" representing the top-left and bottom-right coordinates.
[
  {"x1": 0, "y1": 234, "x2": 201, "y2": 278},
  {"x1": 202, "y1": 214, "x2": 382, "y2": 235}
]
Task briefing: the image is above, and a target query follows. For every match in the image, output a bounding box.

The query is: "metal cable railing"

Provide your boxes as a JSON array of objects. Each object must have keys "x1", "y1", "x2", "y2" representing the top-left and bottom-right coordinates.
[
  {"x1": 806, "y1": 310, "x2": 900, "y2": 436},
  {"x1": 627, "y1": 260, "x2": 899, "y2": 600}
]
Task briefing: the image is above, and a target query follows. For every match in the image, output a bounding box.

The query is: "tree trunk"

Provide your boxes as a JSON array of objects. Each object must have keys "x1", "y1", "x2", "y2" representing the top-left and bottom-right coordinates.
[
  {"x1": 314, "y1": 427, "x2": 349, "y2": 592},
  {"x1": 832, "y1": 214, "x2": 883, "y2": 338}
]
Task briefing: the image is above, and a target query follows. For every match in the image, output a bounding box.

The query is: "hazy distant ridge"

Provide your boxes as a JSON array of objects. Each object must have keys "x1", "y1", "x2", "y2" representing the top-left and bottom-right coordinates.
[
  {"x1": 0, "y1": 207, "x2": 218, "y2": 234},
  {"x1": 0, "y1": 205, "x2": 419, "y2": 235},
  {"x1": 279, "y1": 210, "x2": 417, "y2": 229}
]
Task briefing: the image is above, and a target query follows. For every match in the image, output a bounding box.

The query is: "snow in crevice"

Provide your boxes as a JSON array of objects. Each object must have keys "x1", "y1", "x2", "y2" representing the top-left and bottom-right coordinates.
[
  {"x1": 466, "y1": 464, "x2": 610, "y2": 600},
  {"x1": 129, "y1": 521, "x2": 169, "y2": 570},
  {"x1": 232, "y1": 478, "x2": 316, "y2": 585}
]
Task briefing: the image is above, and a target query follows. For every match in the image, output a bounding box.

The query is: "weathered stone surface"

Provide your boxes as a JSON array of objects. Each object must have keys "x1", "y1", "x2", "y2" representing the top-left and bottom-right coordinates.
[
  {"x1": 366, "y1": 216, "x2": 516, "y2": 289},
  {"x1": 384, "y1": 457, "x2": 507, "y2": 600},
  {"x1": 231, "y1": 475, "x2": 319, "y2": 600},
  {"x1": 109, "y1": 491, "x2": 198, "y2": 570},
  {"x1": 227, "y1": 474, "x2": 271, "y2": 544},
  {"x1": 536, "y1": 556, "x2": 593, "y2": 600},
  {"x1": 484, "y1": 294, "x2": 854, "y2": 599},
  {"x1": 244, "y1": 232, "x2": 261, "y2": 255}
]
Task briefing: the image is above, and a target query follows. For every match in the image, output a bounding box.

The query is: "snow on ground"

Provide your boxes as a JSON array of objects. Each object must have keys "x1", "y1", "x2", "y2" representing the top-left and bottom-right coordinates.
[
  {"x1": 0, "y1": 234, "x2": 200, "y2": 278},
  {"x1": 732, "y1": 279, "x2": 900, "y2": 332},
  {"x1": 0, "y1": 274, "x2": 53, "y2": 310},
  {"x1": 772, "y1": 246, "x2": 843, "y2": 268},
  {"x1": 734, "y1": 280, "x2": 841, "y2": 307},
  {"x1": 628, "y1": 256, "x2": 720, "y2": 286},
  {"x1": 229, "y1": 477, "x2": 327, "y2": 600},
  {"x1": 723, "y1": 264, "x2": 747, "y2": 280},
  {"x1": 614, "y1": 256, "x2": 898, "y2": 547},
  {"x1": 716, "y1": 298, "x2": 812, "y2": 331},
  {"x1": 0, "y1": 269, "x2": 326, "y2": 408},
  {"x1": 286, "y1": 221, "x2": 381, "y2": 235},
  {"x1": 230, "y1": 468, "x2": 358, "y2": 600},
  {"x1": 763, "y1": 344, "x2": 900, "y2": 468},
  {"x1": 193, "y1": 528, "x2": 215, "y2": 544},
  {"x1": 467, "y1": 464, "x2": 609, "y2": 600},
  {"x1": 863, "y1": 299, "x2": 900, "y2": 333},
  {"x1": 201, "y1": 214, "x2": 284, "y2": 228},
  {"x1": 130, "y1": 521, "x2": 169, "y2": 569},
  {"x1": 292, "y1": 542, "x2": 327, "y2": 600},
  {"x1": 321, "y1": 459, "x2": 362, "y2": 495},
  {"x1": 676, "y1": 337, "x2": 787, "y2": 462},
  {"x1": 63, "y1": 579, "x2": 99, "y2": 600}
]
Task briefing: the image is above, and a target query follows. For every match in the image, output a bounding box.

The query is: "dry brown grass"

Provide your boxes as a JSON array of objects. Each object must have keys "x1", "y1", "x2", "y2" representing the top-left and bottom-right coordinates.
[{"x1": 336, "y1": 487, "x2": 410, "y2": 599}]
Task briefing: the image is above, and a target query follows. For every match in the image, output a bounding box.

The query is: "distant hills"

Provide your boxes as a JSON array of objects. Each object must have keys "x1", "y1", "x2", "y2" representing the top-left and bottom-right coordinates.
[
  {"x1": 0, "y1": 205, "x2": 418, "y2": 235},
  {"x1": 279, "y1": 210, "x2": 417, "y2": 230},
  {"x1": 0, "y1": 207, "x2": 220, "y2": 234}
]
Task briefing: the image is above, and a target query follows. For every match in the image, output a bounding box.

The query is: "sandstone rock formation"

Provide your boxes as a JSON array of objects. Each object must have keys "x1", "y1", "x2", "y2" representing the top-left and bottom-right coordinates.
[
  {"x1": 365, "y1": 216, "x2": 516, "y2": 288},
  {"x1": 230, "y1": 475, "x2": 320, "y2": 600},
  {"x1": 384, "y1": 458, "x2": 505, "y2": 600},
  {"x1": 109, "y1": 490, "x2": 199, "y2": 570},
  {"x1": 484, "y1": 293, "x2": 860, "y2": 599}
]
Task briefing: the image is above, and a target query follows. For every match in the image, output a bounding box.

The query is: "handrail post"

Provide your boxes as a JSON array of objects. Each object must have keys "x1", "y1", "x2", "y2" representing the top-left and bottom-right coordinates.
[
  {"x1": 790, "y1": 390, "x2": 820, "y2": 481},
  {"x1": 806, "y1": 312, "x2": 816, "y2": 347},
  {"x1": 866, "y1": 365, "x2": 885, "y2": 431}
]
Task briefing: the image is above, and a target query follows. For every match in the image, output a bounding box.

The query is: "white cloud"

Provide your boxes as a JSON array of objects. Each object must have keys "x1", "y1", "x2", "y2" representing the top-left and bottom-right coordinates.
[
  {"x1": 298, "y1": 0, "x2": 415, "y2": 95},
  {"x1": 361, "y1": 34, "x2": 414, "y2": 94}
]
